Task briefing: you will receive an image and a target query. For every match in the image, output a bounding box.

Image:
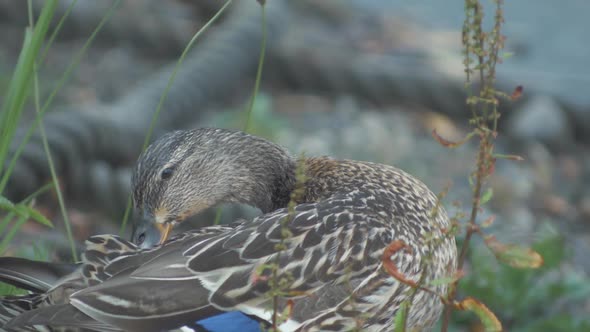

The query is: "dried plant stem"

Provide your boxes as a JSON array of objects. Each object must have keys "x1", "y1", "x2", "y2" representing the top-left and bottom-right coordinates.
[
  {"x1": 460, "y1": 135, "x2": 488, "y2": 267},
  {"x1": 440, "y1": 1, "x2": 506, "y2": 331},
  {"x1": 441, "y1": 135, "x2": 488, "y2": 331}
]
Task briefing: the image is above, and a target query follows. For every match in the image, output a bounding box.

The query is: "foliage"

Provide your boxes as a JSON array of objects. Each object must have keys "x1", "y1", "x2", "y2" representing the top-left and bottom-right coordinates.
[
  {"x1": 0, "y1": 0, "x2": 60, "y2": 262},
  {"x1": 0, "y1": 0, "x2": 126, "y2": 266},
  {"x1": 448, "y1": 229, "x2": 590, "y2": 331},
  {"x1": 429, "y1": 1, "x2": 545, "y2": 331},
  {"x1": 0, "y1": 1, "x2": 585, "y2": 332},
  {"x1": 0, "y1": 0, "x2": 118, "y2": 293}
]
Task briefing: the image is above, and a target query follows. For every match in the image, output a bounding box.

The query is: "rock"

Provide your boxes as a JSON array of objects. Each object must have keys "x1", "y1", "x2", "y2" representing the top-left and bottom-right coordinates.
[
  {"x1": 507, "y1": 95, "x2": 573, "y2": 149},
  {"x1": 571, "y1": 234, "x2": 590, "y2": 275},
  {"x1": 543, "y1": 194, "x2": 572, "y2": 217},
  {"x1": 578, "y1": 195, "x2": 590, "y2": 221},
  {"x1": 490, "y1": 166, "x2": 534, "y2": 212},
  {"x1": 564, "y1": 102, "x2": 590, "y2": 142},
  {"x1": 274, "y1": 93, "x2": 333, "y2": 114}
]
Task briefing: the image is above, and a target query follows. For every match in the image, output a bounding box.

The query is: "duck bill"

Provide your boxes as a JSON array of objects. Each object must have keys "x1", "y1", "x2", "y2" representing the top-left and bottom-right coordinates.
[
  {"x1": 156, "y1": 223, "x2": 173, "y2": 244},
  {"x1": 132, "y1": 210, "x2": 173, "y2": 248}
]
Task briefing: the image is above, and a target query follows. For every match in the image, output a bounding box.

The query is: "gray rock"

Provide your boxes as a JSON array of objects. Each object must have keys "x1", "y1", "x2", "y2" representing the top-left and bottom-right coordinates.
[
  {"x1": 507, "y1": 95, "x2": 572, "y2": 149},
  {"x1": 564, "y1": 102, "x2": 590, "y2": 141}
]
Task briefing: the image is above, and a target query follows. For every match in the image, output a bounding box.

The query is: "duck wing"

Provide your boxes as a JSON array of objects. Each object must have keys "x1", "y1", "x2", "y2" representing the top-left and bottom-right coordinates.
[
  {"x1": 2, "y1": 226, "x2": 234, "y2": 332},
  {"x1": 69, "y1": 192, "x2": 395, "y2": 331},
  {"x1": 0, "y1": 257, "x2": 79, "y2": 293}
]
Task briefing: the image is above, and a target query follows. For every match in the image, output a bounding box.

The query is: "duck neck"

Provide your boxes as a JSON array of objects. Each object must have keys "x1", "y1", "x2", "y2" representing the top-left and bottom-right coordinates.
[
  {"x1": 257, "y1": 156, "x2": 341, "y2": 212},
  {"x1": 263, "y1": 159, "x2": 298, "y2": 213},
  {"x1": 233, "y1": 152, "x2": 297, "y2": 214},
  {"x1": 242, "y1": 155, "x2": 344, "y2": 213}
]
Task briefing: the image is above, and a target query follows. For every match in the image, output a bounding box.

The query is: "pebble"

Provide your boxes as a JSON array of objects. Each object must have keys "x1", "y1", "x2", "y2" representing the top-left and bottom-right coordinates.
[
  {"x1": 507, "y1": 95, "x2": 573, "y2": 149},
  {"x1": 578, "y1": 196, "x2": 590, "y2": 221}
]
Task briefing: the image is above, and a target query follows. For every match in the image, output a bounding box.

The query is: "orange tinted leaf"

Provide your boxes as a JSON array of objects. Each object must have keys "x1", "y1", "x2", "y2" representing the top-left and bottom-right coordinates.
[
  {"x1": 382, "y1": 241, "x2": 448, "y2": 303},
  {"x1": 511, "y1": 85, "x2": 524, "y2": 100},
  {"x1": 481, "y1": 215, "x2": 496, "y2": 228},
  {"x1": 484, "y1": 235, "x2": 544, "y2": 268},
  {"x1": 493, "y1": 153, "x2": 524, "y2": 161},
  {"x1": 283, "y1": 299, "x2": 294, "y2": 319},
  {"x1": 382, "y1": 240, "x2": 418, "y2": 287},
  {"x1": 455, "y1": 297, "x2": 502, "y2": 331},
  {"x1": 432, "y1": 129, "x2": 457, "y2": 147},
  {"x1": 432, "y1": 129, "x2": 474, "y2": 148}
]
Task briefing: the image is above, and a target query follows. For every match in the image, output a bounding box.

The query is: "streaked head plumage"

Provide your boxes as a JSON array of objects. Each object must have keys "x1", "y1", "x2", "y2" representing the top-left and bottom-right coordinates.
[{"x1": 131, "y1": 128, "x2": 296, "y2": 247}]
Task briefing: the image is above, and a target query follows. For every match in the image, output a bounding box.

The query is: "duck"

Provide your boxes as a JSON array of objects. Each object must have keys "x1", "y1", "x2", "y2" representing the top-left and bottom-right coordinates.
[
  {"x1": 0, "y1": 127, "x2": 457, "y2": 331},
  {"x1": 0, "y1": 233, "x2": 276, "y2": 332}
]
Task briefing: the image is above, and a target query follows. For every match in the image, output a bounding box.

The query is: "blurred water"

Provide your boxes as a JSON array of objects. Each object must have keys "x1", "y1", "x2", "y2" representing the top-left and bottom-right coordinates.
[{"x1": 353, "y1": 0, "x2": 590, "y2": 106}]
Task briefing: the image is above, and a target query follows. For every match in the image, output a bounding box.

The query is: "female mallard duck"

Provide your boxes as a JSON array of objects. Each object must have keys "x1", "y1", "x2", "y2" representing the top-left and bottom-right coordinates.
[{"x1": 1, "y1": 128, "x2": 456, "y2": 331}]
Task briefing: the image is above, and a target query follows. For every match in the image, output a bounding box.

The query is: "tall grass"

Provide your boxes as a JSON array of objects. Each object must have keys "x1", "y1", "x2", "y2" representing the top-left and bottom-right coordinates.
[
  {"x1": 0, "y1": 0, "x2": 59, "y2": 258},
  {"x1": 0, "y1": 0, "x2": 120, "y2": 265},
  {"x1": 0, "y1": 1, "x2": 57, "y2": 168}
]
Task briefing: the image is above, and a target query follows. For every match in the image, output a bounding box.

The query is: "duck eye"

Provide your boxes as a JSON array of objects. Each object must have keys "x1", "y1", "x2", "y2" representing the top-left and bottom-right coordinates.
[
  {"x1": 160, "y1": 167, "x2": 175, "y2": 180},
  {"x1": 137, "y1": 232, "x2": 146, "y2": 245}
]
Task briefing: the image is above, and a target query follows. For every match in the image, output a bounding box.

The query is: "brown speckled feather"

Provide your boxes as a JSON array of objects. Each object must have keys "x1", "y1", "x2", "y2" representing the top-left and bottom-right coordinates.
[
  {"x1": 3, "y1": 128, "x2": 456, "y2": 332},
  {"x1": 68, "y1": 158, "x2": 454, "y2": 331}
]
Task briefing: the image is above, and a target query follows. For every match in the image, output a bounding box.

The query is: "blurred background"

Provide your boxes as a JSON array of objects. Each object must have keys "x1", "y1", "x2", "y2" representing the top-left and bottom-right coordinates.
[{"x1": 1, "y1": 0, "x2": 589, "y2": 330}]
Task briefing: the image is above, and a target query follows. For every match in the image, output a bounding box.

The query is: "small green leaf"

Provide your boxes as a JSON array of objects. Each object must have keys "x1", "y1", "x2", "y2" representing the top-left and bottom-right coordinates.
[
  {"x1": 468, "y1": 174, "x2": 475, "y2": 188},
  {"x1": 0, "y1": 200, "x2": 21, "y2": 215},
  {"x1": 428, "y1": 270, "x2": 465, "y2": 286},
  {"x1": 20, "y1": 205, "x2": 53, "y2": 228},
  {"x1": 0, "y1": 195, "x2": 15, "y2": 209},
  {"x1": 480, "y1": 188, "x2": 494, "y2": 205},
  {"x1": 502, "y1": 51, "x2": 514, "y2": 59},
  {"x1": 428, "y1": 276, "x2": 457, "y2": 287},
  {"x1": 431, "y1": 129, "x2": 475, "y2": 149},
  {"x1": 0, "y1": 211, "x2": 15, "y2": 234},
  {"x1": 0, "y1": 200, "x2": 53, "y2": 228}
]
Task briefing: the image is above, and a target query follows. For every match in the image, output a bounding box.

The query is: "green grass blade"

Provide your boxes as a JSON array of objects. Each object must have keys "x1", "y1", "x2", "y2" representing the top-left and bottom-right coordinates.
[
  {"x1": 393, "y1": 300, "x2": 409, "y2": 332},
  {"x1": 30, "y1": 24, "x2": 75, "y2": 258},
  {"x1": 0, "y1": 0, "x2": 122, "y2": 194},
  {"x1": 0, "y1": 214, "x2": 28, "y2": 254},
  {"x1": 0, "y1": 0, "x2": 57, "y2": 174},
  {"x1": 209, "y1": 1, "x2": 268, "y2": 228},
  {"x1": 0, "y1": 211, "x2": 15, "y2": 236},
  {"x1": 0, "y1": 29, "x2": 33, "y2": 170},
  {"x1": 243, "y1": 2, "x2": 267, "y2": 133},
  {"x1": 39, "y1": 0, "x2": 80, "y2": 64},
  {"x1": 213, "y1": 206, "x2": 223, "y2": 226},
  {"x1": 120, "y1": 0, "x2": 233, "y2": 234},
  {"x1": 20, "y1": 181, "x2": 55, "y2": 204}
]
